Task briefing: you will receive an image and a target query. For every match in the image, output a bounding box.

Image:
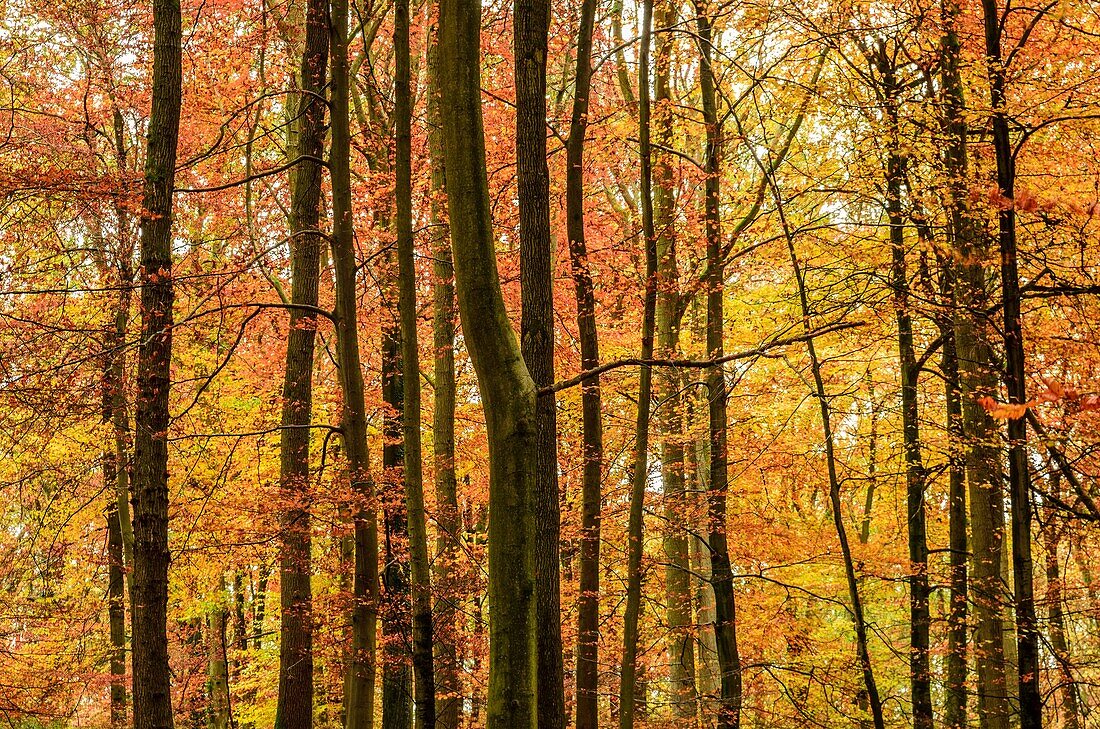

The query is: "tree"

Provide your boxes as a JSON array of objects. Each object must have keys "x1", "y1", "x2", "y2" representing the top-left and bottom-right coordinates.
[
  {"x1": 438, "y1": 0, "x2": 539, "y2": 723},
  {"x1": 130, "y1": 0, "x2": 182, "y2": 722}
]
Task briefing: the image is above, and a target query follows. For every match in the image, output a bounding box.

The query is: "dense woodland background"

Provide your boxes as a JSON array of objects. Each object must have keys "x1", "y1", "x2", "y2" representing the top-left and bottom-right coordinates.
[{"x1": 2, "y1": 0, "x2": 1100, "y2": 727}]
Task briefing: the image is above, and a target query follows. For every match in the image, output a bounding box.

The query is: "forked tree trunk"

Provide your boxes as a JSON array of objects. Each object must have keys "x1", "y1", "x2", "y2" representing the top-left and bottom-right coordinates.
[
  {"x1": 130, "y1": 0, "x2": 182, "y2": 722},
  {"x1": 940, "y1": 5, "x2": 1008, "y2": 727},
  {"x1": 438, "y1": 0, "x2": 539, "y2": 723}
]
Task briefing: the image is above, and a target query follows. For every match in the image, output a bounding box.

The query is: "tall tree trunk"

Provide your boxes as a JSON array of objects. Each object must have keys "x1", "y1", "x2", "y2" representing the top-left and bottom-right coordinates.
[
  {"x1": 618, "y1": 0, "x2": 659, "y2": 721},
  {"x1": 274, "y1": 0, "x2": 327, "y2": 723},
  {"x1": 980, "y1": 4, "x2": 1042, "y2": 727},
  {"x1": 564, "y1": 0, "x2": 602, "y2": 724},
  {"x1": 332, "y1": 0, "x2": 380, "y2": 722},
  {"x1": 695, "y1": 6, "x2": 741, "y2": 726},
  {"x1": 514, "y1": 0, "x2": 565, "y2": 723},
  {"x1": 395, "y1": 0, "x2": 437, "y2": 721},
  {"x1": 427, "y1": 13, "x2": 463, "y2": 727},
  {"x1": 438, "y1": 0, "x2": 539, "y2": 723},
  {"x1": 130, "y1": 0, "x2": 182, "y2": 721},
  {"x1": 940, "y1": 258, "x2": 969, "y2": 729},
  {"x1": 254, "y1": 565, "x2": 269, "y2": 651},
  {"x1": 879, "y1": 54, "x2": 932, "y2": 729},
  {"x1": 381, "y1": 315, "x2": 413, "y2": 729},
  {"x1": 653, "y1": 2, "x2": 696, "y2": 717},
  {"x1": 941, "y1": 4, "x2": 1008, "y2": 726}
]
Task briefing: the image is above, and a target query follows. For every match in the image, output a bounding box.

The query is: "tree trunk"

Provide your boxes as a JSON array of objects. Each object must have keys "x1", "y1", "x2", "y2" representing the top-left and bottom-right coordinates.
[
  {"x1": 940, "y1": 258, "x2": 969, "y2": 729},
  {"x1": 619, "y1": 0, "x2": 659, "y2": 722},
  {"x1": 1043, "y1": 470, "x2": 1081, "y2": 729},
  {"x1": 695, "y1": 6, "x2": 741, "y2": 726},
  {"x1": 438, "y1": 0, "x2": 539, "y2": 723},
  {"x1": 514, "y1": 0, "x2": 565, "y2": 722},
  {"x1": 207, "y1": 588, "x2": 231, "y2": 729},
  {"x1": 564, "y1": 0, "x2": 602, "y2": 724},
  {"x1": 980, "y1": 4, "x2": 1042, "y2": 727},
  {"x1": 879, "y1": 55, "x2": 932, "y2": 729},
  {"x1": 331, "y1": 0, "x2": 380, "y2": 723},
  {"x1": 395, "y1": 0, "x2": 437, "y2": 721},
  {"x1": 779, "y1": 203, "x2": 885, "y2": 729},
  {"x1": 654, "y1": 2, "x2": 696, "y2": 717},
  {"x1": 274, "y1": 0, "x2": 327, "y2": 724},
  {"x1": 106, "y1": 460, "x2": 128, "y2": 729},
  {"x1": 940, "y1": 4, "x2": 1008, "y2": 726},
  {"x1": 130, "y1": 0, "x2": 182, "y2": 721},
  {"x1": 427, "y1": 13, "x2": 463, "y2": 727},
  {"x1": 381, "y1": 315, "x2": 413, "y2": 729}
]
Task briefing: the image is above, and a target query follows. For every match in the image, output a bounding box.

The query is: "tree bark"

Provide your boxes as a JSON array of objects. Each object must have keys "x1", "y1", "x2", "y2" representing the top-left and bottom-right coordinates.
[
  {"x1": 1043, "y1": 470, "x2": 1081, "y2": 729},
  {"x1": 878, "y1": 53, "x2": 932, "y2": 729},
  {"x1": 207, "y1": 588, "x2": 231, "y2": 729},
  {"x1": 274, "y1": 0, "x2": 327, "y2": 724},
  {"x1": 564, "y1": 0, "x2": 602, "y2": 724},
  {"x1": 381, "y1": 315, "x2": 413, "y2": 729},
  {"x1": 514, "y1": 0, "x2": 565, "y2": 722},
  {"x1": 427, "y1": 13, "x2": 463, "y2": 727},
  {"x1": 331, "y1": 0, "x2": 380, "y2": 723},
  {"x1": 395, "y1": 0, "x2": 437, "y2": 721},
  {"x1": 940, "y1": 4, "x2": 1008, "y2": 726},
  {"x1": 654, "y1": 2, "x2": 697, "y2": 717},
  {"x1": 619, "y1": 0, "x2": 659, "y2": 722},
  {"x1": 438, "y1": 0, "x2": 539, "y2": 723},
  {"x1": 130, "y1": 0, "x2": 182, "y2": 721},
  {"x1": 980, "y1": 5, "x2": 1042, "y2": 727},
  {"x1": 696, "y1": 6, "x2": 741, "y2": 727}
]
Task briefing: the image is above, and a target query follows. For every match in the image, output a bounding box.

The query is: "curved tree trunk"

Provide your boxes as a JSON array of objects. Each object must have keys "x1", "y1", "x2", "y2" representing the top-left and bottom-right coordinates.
[
  {"x1": 427, "y1": 13, "x2": 463, "y2": 727},
  {"x1": 438, "y1": 0, "x2": 539, "y2": 724}
]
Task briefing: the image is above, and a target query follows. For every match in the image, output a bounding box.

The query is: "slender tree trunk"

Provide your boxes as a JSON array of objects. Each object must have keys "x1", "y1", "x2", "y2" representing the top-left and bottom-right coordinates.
[
  {"x1": 427, "y1": 13, "x2": 463, "y2": 727},
  {"x1": 1043, "y1": 471, "x2": 1081, "y2": 729},
  {"x1": 695, "y1": 7, "x2": 741, "y2": 726},
  {"x1": 940, "y1": 260, "x2": 969, "y2": 729},
  {"x1": 980, "y1": 5, "x2": 1042, "y2": 727},
  {"x1": 941, "y1": 5, "x2": 1008, "y2": 726},
  {"x1": 564, "y1": 0, "x2": 602, "y2": 724},
  {"x1": 106, "y1": 458, "x2": 128, "y2": 728},
  {"x1": 514, "y1": 0, "x2": 565, "y2": 722},
  {"x1": 619, "y1": 0, "x2": 659, "y2": 721},
  {"x1": 653, "y1": 2, "x2": 696, "y2": 717},
  {"x1": 395, "y1": 0, "x2": 437, "y2": 722},
  {"x1": 332, "y1": 0, "x2": 380, "y2": 722},
  {"x1": 254, "y1": 565, "x2": 269, "y2": 651},
  {"x1": 438, "y1": 0, "x2": 539, "y2": 722},
  {"x1": 208, "y1": 588, "x2": 231, "y2": 729},
  {"x1": 130, "y1": 0, "x2": 182, "y2": 721},
  {"x1": 274, "y1": 0, "x2": 327, "y2": 724},
  {"x1": 879, "y1": 56, "x2": 932, "y2": 729},
  {"x1": 381, "y1": 315, "x2": 413, "y2": 729},
  {"x1": 777, "y1": 201, "x2": 885, "y2": 729}
]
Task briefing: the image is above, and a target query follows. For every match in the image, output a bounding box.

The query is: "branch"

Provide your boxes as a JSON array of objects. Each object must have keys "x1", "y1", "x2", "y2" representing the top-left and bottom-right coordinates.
[{"x1": 542, "y1": 321, "x2": 862, "y2": 394}]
